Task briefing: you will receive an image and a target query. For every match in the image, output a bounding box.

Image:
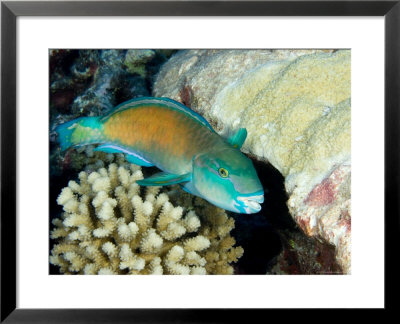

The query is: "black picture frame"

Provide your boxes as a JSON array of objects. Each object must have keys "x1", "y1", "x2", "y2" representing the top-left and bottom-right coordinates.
[{"x1": 1, "y1": 0, "x2": 398, "y2": 322}]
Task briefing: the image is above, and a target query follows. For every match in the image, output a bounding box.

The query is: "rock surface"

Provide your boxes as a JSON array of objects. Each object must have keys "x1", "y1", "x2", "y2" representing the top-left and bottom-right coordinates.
[{"x1": 153, "y1": 49, "x2": 351, "y2": 273}]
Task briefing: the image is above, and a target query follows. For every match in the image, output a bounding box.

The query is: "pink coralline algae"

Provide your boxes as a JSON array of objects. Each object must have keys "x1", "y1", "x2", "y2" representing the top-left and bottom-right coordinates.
[
  {"x1": 338, "y1": 208, "x2": 351, "y2": 233},
  {"x1": 179, "y1": 84, "x2": 194, "y2": 108},
  {"x1": 305, "y1": 178, "x2": 336, "y2": 206},
  {"x1": 304, "y1": 166, "x2": 346, "y2": 207},
  {"x1": 289, "y1": 165, "x2": 351, "y2": 273}
]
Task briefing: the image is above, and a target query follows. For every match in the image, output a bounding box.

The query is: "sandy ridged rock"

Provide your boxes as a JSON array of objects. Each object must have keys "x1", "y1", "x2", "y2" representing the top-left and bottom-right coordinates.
[{"x1": 153, "y1": 49, "x2": 351, "y2": 273}]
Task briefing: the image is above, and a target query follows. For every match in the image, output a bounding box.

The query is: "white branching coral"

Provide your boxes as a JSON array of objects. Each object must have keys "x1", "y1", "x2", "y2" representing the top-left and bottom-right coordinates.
[{"x1": 50, "y1": 163, "x2": 243, "y2": 275}]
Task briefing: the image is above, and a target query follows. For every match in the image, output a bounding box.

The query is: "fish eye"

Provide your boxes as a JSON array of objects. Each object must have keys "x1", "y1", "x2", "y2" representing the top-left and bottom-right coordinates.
[{"x1": 218, "y1": 167, "x2": 229, "y2": 178}]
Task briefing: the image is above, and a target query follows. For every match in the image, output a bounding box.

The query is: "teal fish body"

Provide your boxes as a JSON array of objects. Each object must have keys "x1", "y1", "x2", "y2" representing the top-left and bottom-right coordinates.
[{"x1": 56, "y1": 97, "x2": 264, "y2": 214}]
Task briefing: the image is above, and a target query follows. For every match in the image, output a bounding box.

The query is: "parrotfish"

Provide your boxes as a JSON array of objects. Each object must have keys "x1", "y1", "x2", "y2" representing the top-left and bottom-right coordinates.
[{"x1": 56, "y1": 97, "x2": 264, "y2": 213}]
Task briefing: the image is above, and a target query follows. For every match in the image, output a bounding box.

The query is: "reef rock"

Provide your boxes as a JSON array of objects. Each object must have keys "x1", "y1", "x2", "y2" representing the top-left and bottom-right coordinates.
[{"x1": 153, "y1": 49, "x2": 351, "y2": 274}]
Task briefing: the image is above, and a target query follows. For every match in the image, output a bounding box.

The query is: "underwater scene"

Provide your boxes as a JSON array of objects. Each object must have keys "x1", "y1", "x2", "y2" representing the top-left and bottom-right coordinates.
[{"x1": 49, "y1": 49, "x2": 351, "y2": 275}]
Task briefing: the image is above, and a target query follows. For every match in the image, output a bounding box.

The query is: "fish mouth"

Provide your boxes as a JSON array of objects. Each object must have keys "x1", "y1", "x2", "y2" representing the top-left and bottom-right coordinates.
[{"x1": 237, "y1": 193, "x2": 264, "y2": 213}]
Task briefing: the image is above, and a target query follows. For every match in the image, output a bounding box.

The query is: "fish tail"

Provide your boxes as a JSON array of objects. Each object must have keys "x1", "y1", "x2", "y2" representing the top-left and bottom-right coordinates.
[{"x1": 55, "y1": 116, "x2": 104, "y2": 151}]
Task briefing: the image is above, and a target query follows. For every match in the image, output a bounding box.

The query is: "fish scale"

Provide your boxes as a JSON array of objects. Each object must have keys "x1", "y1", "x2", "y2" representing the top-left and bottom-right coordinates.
[{"x1": 103, "y1": 105, "x2": 221, "y2": 173}]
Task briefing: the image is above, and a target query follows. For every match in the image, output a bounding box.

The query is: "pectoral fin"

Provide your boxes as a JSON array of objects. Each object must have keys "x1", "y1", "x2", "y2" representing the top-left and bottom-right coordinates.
[
  {"x1": 227, "y1": 128, "x2": 247, "y2": 149},
  {"x1": 137, "y1": 172, "x2": 191, "y2": 186}
]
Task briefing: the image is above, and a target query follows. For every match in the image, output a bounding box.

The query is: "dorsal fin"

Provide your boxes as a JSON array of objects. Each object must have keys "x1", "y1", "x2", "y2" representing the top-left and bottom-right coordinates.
[
  {"x1": 227, "y1": 128, "x2": 247, "y2": 149},
  {"x1": 101, "y1": 97, "x2": 215, "y2": 132}
]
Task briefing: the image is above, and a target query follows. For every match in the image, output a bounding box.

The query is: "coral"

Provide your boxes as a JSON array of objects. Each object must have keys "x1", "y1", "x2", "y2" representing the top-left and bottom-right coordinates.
[
  {"x1": 50, "y1": 144, "x2": 127, "y2": 178},
  {"x1": 69, "y1": 50, "x2": 148, "y2": 117},
  {"x1": 50, "y1": 50, "x2": 99, "y2": 115},
  {"x1": 288, "y1": 165, "x2": 351, "y2": 273},
  {"x1": 124, "y1": 49, "x2": 155, "y2": 77},
  {"x1": 50, "y1": 163, "x2": 243, "y2": 275},
  {"x1": 155, "y1": 50, "x2": 350, "y2": 193},
  {"x1": 153, "y1": 49, "x2": 351, "y2": 273},
  {"x1": 65, "y1": 145, "x2": 126, "y2": 173},
  {"x1": 153, "y1": 49, "x2": 335, "y2": 128}
]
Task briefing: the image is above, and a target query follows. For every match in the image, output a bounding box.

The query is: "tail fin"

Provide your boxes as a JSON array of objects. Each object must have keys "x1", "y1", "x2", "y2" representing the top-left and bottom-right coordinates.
[{"x1": 55, "y1": 116, "x2": 104, "y2": 151}]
